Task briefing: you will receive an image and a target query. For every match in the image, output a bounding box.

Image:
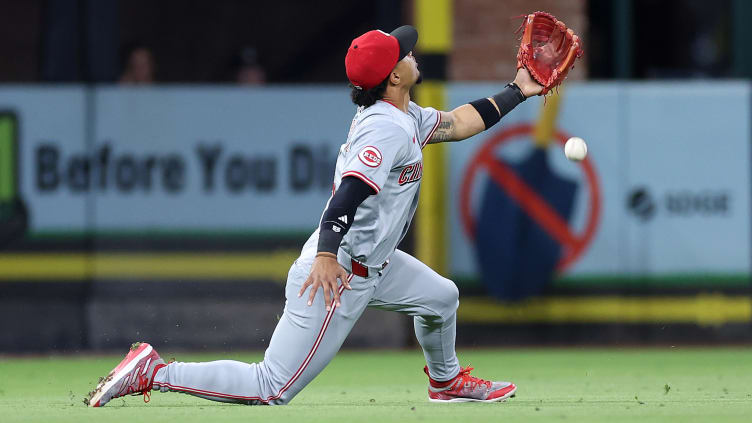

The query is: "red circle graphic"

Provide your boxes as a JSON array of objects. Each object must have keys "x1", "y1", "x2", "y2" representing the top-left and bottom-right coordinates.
[{"x1": 459, "y1": 123, "x2": 601, "y2": 271}]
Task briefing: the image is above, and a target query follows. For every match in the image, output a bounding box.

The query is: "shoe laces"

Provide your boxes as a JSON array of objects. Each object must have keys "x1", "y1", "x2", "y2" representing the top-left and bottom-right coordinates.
[
  {"x1": 124, "y1": 372, "x2": 153, "y2": 403},
  {"x1": 453, "y1": 366, "x2": 492, "y2": 390}
]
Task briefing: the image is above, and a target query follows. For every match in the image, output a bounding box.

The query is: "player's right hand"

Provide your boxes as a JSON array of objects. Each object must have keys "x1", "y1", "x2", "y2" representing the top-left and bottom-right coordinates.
[{"x1": 298, "y1": 254, "x2": 352, "y2": 311}]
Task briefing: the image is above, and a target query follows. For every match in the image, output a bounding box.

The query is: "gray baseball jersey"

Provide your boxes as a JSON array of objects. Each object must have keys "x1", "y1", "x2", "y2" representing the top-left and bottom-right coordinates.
[
  {"x1": 299, "y1": 100, "x2": 440, "y2": 269},
  {"x1": 152, "y1": 100, "x2": 462, "y2": 405}
]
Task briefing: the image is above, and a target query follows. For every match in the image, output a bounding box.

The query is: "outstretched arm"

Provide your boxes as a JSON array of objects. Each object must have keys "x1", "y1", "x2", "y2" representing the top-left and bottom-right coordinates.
[{"x1": 428, "y1": 68, "x2": 543, "y2": 144}]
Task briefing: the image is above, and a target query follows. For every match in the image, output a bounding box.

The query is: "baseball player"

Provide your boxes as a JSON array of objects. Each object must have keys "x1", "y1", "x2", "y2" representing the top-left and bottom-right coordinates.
[{"x1": 86, "y1": 25, "x2": 543, "y2": 407}]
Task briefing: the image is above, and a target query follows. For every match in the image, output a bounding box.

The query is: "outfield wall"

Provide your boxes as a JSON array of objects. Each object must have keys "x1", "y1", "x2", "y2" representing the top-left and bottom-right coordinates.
[
  {"x1": 0, "y1": 83, "x2": 749, "y2": 351},
  {"x1": 447, "y1": 83, "x2": 750, "y2": 295}
]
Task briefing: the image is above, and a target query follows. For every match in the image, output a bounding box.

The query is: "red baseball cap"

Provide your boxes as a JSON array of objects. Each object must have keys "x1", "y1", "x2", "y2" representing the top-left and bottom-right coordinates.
[{"x1": 345, "y1": 25, "x2": 418, "y2": 90}]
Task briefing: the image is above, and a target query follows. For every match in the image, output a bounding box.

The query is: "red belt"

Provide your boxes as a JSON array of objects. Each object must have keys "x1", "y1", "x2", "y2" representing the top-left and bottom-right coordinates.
[{"x1": 351, "y1": 259, "x2": 388, "y2": 278}]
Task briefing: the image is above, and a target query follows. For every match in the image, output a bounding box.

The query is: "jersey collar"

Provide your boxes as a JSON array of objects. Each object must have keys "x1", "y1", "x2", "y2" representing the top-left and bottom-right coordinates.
[{"x1": 378, "y1": 99, "x2": 408, "y2": 114}]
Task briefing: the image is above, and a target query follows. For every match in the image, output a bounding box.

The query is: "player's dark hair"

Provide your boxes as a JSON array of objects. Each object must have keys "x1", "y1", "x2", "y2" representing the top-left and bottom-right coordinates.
[{"x1": 350, "y1": 77, "x2": 389, "y2": 108}]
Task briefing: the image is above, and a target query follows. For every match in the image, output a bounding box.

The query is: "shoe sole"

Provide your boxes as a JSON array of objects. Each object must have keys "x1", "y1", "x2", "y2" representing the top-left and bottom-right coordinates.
[
  {"x1": 88, "y1": 343, "x2": 154, "y2": 407},
  {"x1": 428, "y1": 386, "x2": 517, "y2": 403}
]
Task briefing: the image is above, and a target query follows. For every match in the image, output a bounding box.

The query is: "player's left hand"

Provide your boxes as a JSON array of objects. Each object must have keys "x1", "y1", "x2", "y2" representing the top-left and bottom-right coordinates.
[
  {"x1": 298, "y1": 254, "x2": 352, "y2": 311},
  {"x1": 513, "y1": 68, "x2": 544, "y2": 98}
]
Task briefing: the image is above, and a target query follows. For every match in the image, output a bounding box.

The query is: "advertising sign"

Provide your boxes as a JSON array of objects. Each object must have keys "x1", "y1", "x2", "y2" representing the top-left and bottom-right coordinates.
[
  {"x1": 448, "y1": 82, "x2": 750, "y2": 291},
  {"x1": 0, "y1": 84, "x2": 749, "y2": 288},
  {"x1": 1, "y1": 86, "x2": 357, "y2": 237}
]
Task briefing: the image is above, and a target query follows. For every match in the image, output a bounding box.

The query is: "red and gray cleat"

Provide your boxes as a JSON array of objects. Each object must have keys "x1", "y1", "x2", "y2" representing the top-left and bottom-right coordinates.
[
  {"x1": 85, "y1": 342, "x2": 166, "y2": 407},
  {"x1": 424, "y1": 365, "x2": 517, "y2": 403}
]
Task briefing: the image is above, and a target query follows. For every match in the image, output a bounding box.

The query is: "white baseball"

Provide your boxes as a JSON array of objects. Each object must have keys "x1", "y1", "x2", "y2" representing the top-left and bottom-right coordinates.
[{"x1": 564, "y1": 137, "x2": 587, "y2": 161}]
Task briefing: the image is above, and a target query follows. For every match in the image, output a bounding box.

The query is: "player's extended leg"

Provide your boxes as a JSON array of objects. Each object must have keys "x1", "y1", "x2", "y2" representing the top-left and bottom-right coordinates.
[
  {"x1": 151, "y1": 260, "x2": 374, "y2": 405},
  {"x1": 368, "y1": 249, "x2": 516, "y2": 402},
  {"x1": 367, "y1": 249, "x2": 460, "y2": 380}
]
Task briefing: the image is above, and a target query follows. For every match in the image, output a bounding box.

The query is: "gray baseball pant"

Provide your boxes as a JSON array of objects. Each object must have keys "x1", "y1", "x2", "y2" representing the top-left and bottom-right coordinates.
[{"x1": 152, "y1": 249, "x2": 461, "y2": 405}]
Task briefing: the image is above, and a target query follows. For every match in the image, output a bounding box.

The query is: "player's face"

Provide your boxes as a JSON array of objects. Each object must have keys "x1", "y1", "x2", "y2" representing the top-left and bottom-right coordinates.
[{"x1": 394, "y1": 51, "x2": 421, "y2": 88}]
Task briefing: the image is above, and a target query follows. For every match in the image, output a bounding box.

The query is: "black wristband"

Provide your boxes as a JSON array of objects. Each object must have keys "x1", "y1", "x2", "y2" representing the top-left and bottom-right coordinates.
[
  {"x1": 318, "y1": 204, "x2": 356, "y2": 255},
  {"x1": 317, "y1": 226, "x2": 344, "y2": 255},
  {"x1": 491, "y1": 83, "x2": 526, "y2": 119},
  {"x1": 503, "y1": 82, "x2": 526, "y2": 102},
  {"x1": 469, "y1": 98, "x2": 500, "y2": 130},
  {"x1": 469, "y1": 83, "x2": 527, "y2": 131}
]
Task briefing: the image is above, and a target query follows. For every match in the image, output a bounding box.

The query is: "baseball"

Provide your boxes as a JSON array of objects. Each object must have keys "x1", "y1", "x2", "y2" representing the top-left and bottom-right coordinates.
[{"x1": 564, "y1": 137, "x2": 587, "y2": 161}]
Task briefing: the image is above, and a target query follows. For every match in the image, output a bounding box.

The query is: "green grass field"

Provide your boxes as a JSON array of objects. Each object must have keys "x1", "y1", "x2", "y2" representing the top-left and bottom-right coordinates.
[{"x1": 2, "y1": 347, "x2": 751, "y2": 422}]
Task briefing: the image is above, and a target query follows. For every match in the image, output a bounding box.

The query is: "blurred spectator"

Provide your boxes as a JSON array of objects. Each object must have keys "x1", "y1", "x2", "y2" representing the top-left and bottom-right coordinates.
[
  {"x1": 231, "y1": 47, "x2": 266, "y2": 85},
  {"x1": 119, "y1": 43, "x2": 155, "y2": 84}
]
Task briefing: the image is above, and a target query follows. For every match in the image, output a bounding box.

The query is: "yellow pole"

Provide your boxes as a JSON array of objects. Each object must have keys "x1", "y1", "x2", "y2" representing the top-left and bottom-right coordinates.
[
  {"x1": 414, "y1": 0, "x2": 452, "y2": 275},
  {"x1": 532, "y1": 89, "x2": 564, "y2": 147}
]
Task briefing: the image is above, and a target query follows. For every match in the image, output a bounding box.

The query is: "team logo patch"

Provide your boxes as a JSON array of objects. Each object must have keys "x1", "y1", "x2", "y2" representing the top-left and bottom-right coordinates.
[{"x1": 358, "y1": 146, "x2": 382, "y2": 168}]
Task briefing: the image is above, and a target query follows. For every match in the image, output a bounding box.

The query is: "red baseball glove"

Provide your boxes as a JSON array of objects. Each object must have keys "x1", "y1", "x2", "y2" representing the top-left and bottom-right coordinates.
[{"x1": 516, "y1": 11, "x2": 584, "y2": 95}]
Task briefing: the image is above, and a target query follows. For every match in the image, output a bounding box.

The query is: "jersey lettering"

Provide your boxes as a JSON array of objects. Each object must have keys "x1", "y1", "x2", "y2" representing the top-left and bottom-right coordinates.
[{"x1": 398, "y1": 161, "x2": 423, "y2": 186}]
